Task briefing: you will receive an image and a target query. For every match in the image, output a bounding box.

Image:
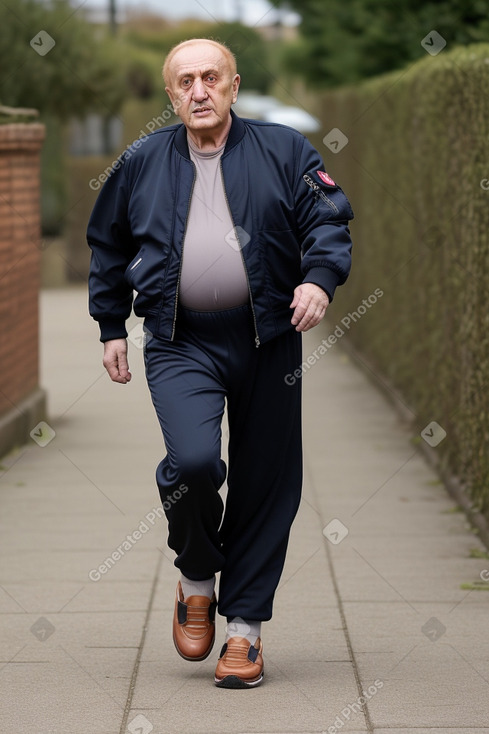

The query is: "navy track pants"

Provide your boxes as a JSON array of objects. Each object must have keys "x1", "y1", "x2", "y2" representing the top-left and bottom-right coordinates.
[{"x1": 143, "y1": 304, "x2": 302, "y2": 621}]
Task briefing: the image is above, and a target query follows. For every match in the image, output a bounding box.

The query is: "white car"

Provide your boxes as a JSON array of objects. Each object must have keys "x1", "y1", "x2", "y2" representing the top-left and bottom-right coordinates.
[{"x1": 234, "y1": 92, "x2": 321, "y2": 134}]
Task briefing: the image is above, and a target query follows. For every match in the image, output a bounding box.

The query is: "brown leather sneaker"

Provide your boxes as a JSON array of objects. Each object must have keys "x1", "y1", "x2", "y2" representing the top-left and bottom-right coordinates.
[
  {"x1": 172, "y1": 581, "x2": 216, "y2": 661},
  {"x1": 214, "y1": 637, "x2": 264, "y2": 688}
]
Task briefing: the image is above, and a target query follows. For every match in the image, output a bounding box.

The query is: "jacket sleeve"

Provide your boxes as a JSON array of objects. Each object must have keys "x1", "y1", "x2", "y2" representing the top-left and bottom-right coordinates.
[
  {"x1": 87, "y1": 161, "x2": 137, "y2": 342},
  {"x1": 294, "y1": 136, "x2": 354, "y2": 302}
]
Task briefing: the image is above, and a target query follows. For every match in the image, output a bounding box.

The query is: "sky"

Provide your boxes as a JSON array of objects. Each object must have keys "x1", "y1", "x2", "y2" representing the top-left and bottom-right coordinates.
[{"x1": 85, "y1": 0, "x2": 300, "y2": 27}]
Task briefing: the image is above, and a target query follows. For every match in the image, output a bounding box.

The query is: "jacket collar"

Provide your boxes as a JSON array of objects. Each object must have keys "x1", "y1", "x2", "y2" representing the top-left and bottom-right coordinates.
[{"x1": 174, "y1": 109, "x2": 245, "y2": 159}]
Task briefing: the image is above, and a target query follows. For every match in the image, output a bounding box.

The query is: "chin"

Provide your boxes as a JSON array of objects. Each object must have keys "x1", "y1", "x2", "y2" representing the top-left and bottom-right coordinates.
[
  {"x1": 188, "y1": 119, "x2": 219, "y2": 130},
  {"x1": 190, "y1": 117, "x2": 214, "y2": 124}
]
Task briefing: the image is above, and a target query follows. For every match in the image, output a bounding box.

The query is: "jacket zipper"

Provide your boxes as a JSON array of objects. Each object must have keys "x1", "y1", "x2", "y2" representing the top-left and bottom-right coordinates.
[
  {"x1": 303, "y1": 174, "x2": 339, "y2": 214},
  {"x1": 171, "y1": 165, "x2": 196, "y2": 341},
  {"x1": 220, "y1": 161, "x2": 260, "y2": 347}
]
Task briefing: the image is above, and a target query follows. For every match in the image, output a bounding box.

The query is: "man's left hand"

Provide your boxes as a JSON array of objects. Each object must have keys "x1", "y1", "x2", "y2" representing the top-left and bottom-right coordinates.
[{"x1": 290, "y1": 283, "x2": 330, "y2": 332}]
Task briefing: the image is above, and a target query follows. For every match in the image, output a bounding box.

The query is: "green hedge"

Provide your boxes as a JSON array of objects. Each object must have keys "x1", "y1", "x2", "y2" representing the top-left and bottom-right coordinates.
[{"x1": 309, "y1": 44, "x2": 489, "y2": 516}]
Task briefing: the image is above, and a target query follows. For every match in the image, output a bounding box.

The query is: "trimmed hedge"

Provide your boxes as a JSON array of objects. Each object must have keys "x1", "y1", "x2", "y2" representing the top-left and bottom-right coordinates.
[{"x1": 309, "y1": 44, "x2": 489, "y2": 517}]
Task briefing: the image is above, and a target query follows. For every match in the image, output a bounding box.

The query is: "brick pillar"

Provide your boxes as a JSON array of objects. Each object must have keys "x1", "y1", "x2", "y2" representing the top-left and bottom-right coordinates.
[{"x1": 0, "y1": 123, "x2": 47, "y2": 457}]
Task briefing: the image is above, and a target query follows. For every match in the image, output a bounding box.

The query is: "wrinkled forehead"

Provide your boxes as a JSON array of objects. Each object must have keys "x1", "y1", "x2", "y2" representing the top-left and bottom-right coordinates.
[{"x1": 169, "y1": 43, "x2": 233, "y2": 82}]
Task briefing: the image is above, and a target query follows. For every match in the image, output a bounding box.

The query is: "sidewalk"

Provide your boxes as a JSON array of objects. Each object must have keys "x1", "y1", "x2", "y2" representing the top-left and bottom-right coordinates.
[{"x1": 1, "y1": 286, "x2": 488, "y2": 734}]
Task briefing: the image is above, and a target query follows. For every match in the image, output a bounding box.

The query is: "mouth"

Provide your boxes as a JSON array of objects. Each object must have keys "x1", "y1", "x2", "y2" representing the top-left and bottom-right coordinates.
[{"x1": 192, "y1": 106, "x2": 213, "y2": 115}]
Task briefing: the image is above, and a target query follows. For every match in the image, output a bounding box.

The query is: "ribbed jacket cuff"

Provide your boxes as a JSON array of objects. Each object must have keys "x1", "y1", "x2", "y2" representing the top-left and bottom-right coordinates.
[
  {"x1": 98, "y1": 319, "x2": 128, "y2": 343},
  {"x1": 302, "y1": 266, "x2": 341, "y2": 302}
]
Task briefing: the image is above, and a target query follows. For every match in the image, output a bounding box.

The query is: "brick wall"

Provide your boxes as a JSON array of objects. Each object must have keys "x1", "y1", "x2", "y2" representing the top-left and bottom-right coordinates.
[{"x1": 0, "y1": 123, "x2": 46, "y2": 456}]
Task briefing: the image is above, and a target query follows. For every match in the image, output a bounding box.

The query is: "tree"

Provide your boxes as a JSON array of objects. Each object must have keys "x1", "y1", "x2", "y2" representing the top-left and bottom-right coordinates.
[
  {"x1": 210, "y1": 22, "x2": 273, "y2": 93},
  {"x1": 123, "y1": 17, "x2": 273, "y2": 93},
  {"x1": 272, "y1": 0, "x2": 489, "y2": 86},
  {"x1": 0, "y1": 0, "x2": 126, "y2": 119}
]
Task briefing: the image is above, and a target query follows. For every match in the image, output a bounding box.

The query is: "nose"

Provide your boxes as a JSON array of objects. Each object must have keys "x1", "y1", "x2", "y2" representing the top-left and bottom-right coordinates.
[{"x1": 192, "y1": 77, "x2": 208, "y2": 102}]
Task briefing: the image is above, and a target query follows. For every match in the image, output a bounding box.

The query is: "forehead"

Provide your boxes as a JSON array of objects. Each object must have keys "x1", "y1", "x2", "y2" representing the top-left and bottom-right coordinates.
[{"x1": 170, "y1": 43, "x2": 230, "y2": 79}]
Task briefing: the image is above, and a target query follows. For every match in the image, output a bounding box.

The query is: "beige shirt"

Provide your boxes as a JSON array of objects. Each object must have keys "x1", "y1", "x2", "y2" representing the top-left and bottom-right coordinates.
[{"x1": 178, "y1": 135, "x2": 249, "y2": 310}]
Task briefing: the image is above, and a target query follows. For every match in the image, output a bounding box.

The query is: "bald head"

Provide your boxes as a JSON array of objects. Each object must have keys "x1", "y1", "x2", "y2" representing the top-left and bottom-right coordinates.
[
  {"x1": 162, "y1": 39, "x2": 237, "y2": 87},
  {"x1": 162, "y1": 37, "x2": 240, "y2": 149}
]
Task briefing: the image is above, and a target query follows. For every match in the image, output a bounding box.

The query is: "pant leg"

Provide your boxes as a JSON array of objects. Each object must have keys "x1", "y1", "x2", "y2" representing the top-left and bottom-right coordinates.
[
  {"x1": 143, "y1": 330, "x2": 227, "y2": 580},
  {"x1": 218, "y1": 326, "x2": 303, "y2": 621}
]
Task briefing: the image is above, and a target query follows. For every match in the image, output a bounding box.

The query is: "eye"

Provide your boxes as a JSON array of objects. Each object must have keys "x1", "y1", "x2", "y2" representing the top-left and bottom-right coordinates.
[
  {"x1": 181, "y1": 78, "x2": 192, "y2": 87},
  {"x1": 205, "y1": 75, "x2": 216, "y2": 83}
]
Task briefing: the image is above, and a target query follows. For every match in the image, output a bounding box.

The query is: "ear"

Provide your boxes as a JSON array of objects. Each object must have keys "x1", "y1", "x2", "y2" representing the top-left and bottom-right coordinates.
[
  {"x1": 165, "y1": 87, "x2": 181, "y2": 118},
  {"x1": 231, "y1": 74, "x2": 240, "y2": 104}
]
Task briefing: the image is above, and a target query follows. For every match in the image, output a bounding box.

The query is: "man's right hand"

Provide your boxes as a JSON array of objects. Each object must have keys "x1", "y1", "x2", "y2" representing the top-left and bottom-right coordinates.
[{"x1": 103, "y1": 339, "x2": 132, "y2": 384}]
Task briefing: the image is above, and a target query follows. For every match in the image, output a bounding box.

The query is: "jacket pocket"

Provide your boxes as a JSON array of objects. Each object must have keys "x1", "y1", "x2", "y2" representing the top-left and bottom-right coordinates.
[
  {"x1": 302, "y1": 171, "x2": 354, "y2": 221},
  {"x1": 124, "y1": 245, "x2": 167, "y2": 312},
  {"x1": 125, "y1": 253, "x2": 144, "y2": 287},
  {"x1": 303, "y1": 174, "x2": 339, "y2": 214}
]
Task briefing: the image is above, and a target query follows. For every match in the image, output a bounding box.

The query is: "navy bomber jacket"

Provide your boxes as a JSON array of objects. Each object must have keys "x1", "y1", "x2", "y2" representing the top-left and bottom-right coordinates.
[{"x1": 87, "y1": 110, "x2": 354, "y2": 346}]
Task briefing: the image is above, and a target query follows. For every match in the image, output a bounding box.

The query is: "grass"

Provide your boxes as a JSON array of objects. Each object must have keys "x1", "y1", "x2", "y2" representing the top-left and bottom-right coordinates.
[
  {"x1": 469, "y1": 548, "x2": 489, "y2": 559},
  {"x1": 460, "y1": 581, "x2": 489, "y2": 591}
]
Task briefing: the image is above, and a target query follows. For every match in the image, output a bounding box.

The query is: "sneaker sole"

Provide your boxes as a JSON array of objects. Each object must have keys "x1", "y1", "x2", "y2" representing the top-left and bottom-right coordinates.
[{"x1": 214, "y1": 671, "x2": 264, "y2": 689}]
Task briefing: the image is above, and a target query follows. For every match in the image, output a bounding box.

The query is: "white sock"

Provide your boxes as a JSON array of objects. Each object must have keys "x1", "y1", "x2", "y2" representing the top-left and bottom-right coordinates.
[
  {"x1": 180, "y1": 573, "x2": 215, "y2": 600},
  {"x1": 226, "y1": 617, "x2": 261, "y2": 646}
]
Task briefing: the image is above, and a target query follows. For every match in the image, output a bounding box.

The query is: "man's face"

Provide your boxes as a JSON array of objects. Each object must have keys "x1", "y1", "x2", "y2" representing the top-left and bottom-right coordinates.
[{"x1": 165, "y1": 42, "x2": 240, "y2": 136}]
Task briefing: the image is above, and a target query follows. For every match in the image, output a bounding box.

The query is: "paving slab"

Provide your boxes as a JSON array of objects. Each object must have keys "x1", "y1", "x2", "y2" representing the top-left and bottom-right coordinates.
[
  {"x1": 373, "y1": 731, "x2": 489, "y2": 734},
  {"x1": 1, "y1": 288, "x2": 488, "y2": 733},
  {"x1": 303, "y1": 339, "x2": 489, "y2": 731}
]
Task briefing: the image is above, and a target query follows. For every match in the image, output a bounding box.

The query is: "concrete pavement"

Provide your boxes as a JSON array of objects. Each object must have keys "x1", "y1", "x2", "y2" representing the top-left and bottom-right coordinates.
[{"x1": 0, "y1": 286, "x2": 488, "y2": 734}]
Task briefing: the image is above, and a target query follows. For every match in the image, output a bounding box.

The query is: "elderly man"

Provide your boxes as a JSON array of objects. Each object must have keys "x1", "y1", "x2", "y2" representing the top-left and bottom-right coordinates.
[{"x1": 87, "y1": 38, "x2": 353, "y2": 689}]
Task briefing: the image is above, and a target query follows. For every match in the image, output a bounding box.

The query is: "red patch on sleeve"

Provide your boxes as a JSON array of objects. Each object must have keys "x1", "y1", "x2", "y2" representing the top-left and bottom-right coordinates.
[{"x1": 317, "y1": 170, "x2": 336, "y2": 186}]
